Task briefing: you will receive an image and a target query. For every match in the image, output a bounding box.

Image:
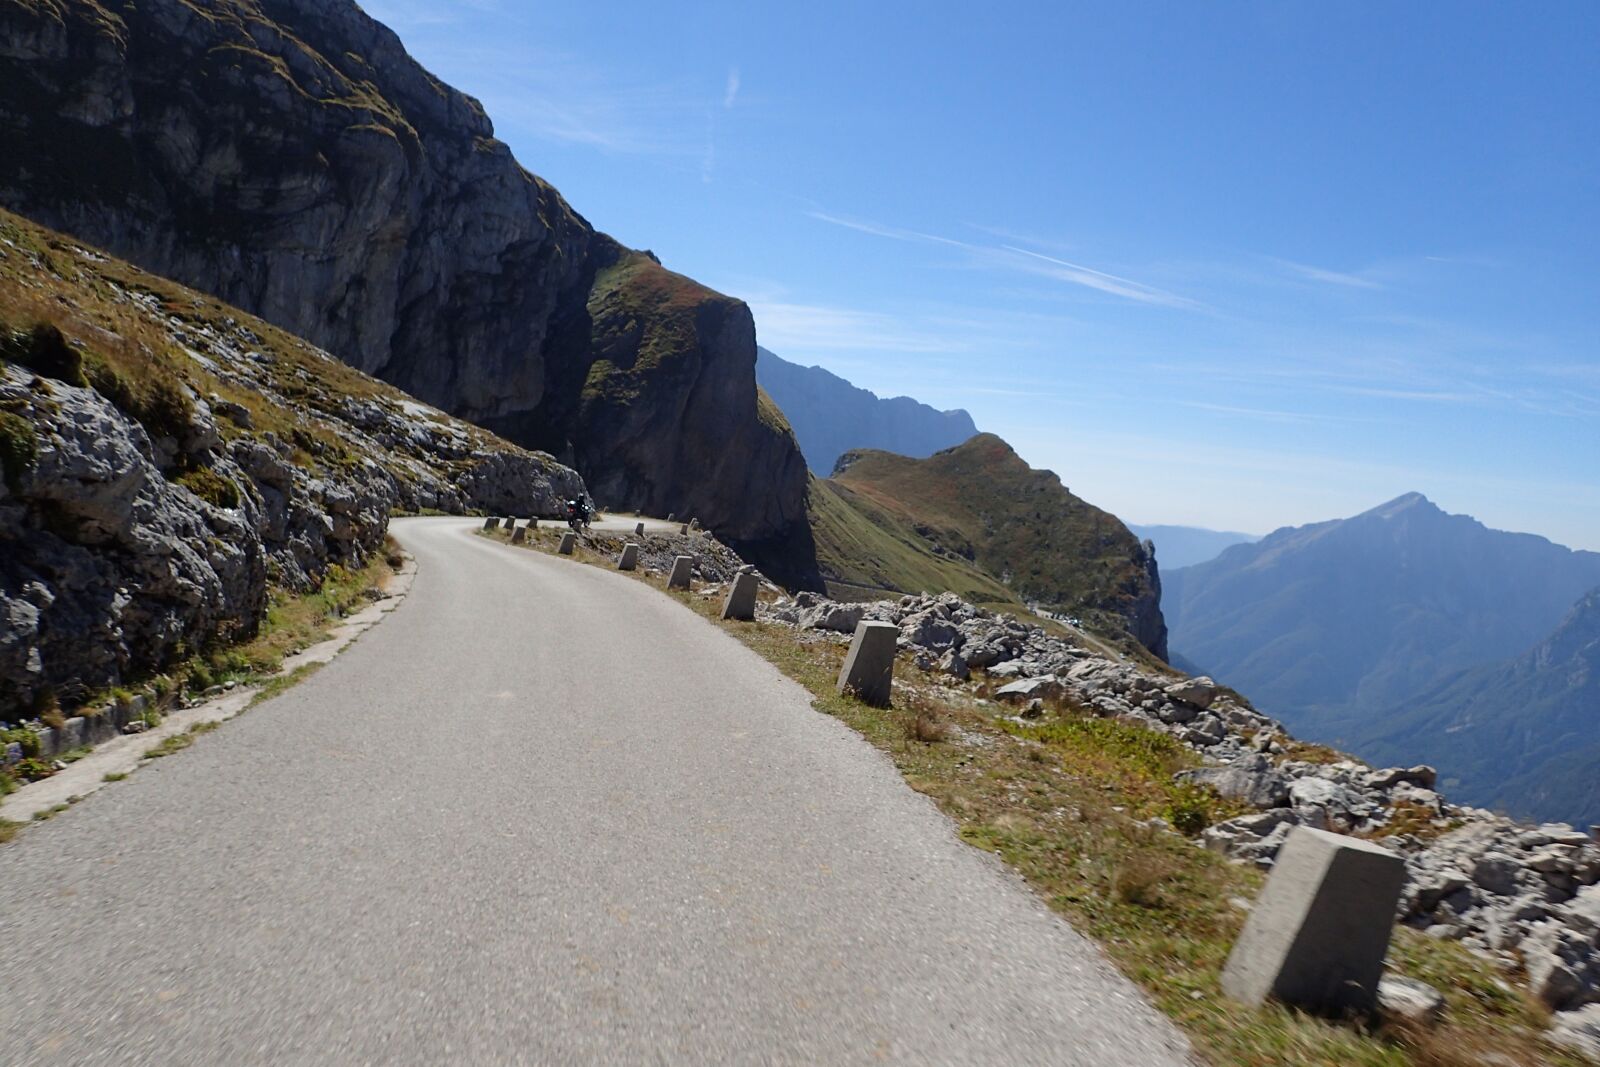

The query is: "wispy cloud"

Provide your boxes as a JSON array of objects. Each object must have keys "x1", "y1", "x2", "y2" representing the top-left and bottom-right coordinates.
[
  {"x1": 808, "y1": 210, "x2": 1204, "y2": 310},
  {"x1": 1176, "y1": 400, "x2": 1346, "y2": 424},
  {"x1": 1270, "y1": 257, "x2": 1382, "y2": 290},
  {"x1": 723, "y1": 68, "x2": 741, "y2": 109},
  {"x1": 997, "y1": 245, "x2": 1205, "y2": 310},
  {"x1": 1151, "y1": 343, "x2": 1600, "y2": 420},
  {"x1": 748, "y1": 299, "x2": 971, "y2": 354},
  {"x1": 806, "y1": 211, "x2": 967, "y2": 247}
]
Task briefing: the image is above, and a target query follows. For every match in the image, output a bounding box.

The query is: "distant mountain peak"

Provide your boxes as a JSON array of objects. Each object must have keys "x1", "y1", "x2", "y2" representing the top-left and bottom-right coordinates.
[
  {"x1": 1364, "y1": 491, "x2": 1440, "y2": 519},
  {"x1": 755, "y1": 348, "x2": 979, "y2": 474},
  {"x1": 1163, "y1": 493, "x2": 1600, "y2": 826}
]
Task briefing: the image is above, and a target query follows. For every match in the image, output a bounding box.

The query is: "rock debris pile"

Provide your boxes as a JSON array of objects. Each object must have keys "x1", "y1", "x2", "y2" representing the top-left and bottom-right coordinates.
[{"x1": 757, "y1": 588, "x2": 1600, "y2": 1047}]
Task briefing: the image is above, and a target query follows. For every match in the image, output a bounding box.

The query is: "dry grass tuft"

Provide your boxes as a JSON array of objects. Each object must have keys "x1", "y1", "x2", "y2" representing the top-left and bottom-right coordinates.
[
  {"x1": 903, "y1": 707, "x2": 951, "y2": 744},
  {"x1": 1111, "y1": 849, "x2": 1183, "y2": 908}
]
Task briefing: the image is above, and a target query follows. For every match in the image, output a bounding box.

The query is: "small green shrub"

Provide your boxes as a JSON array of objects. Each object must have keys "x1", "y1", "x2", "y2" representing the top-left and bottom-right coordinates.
[
  {"x1": 206, "y1": 648, "x2": 251, "y2": 678},
  {"x1": 81, "y1": 352, "x2": 198, "y2": 446},
  {"x1": 1162, "y1": 781, "x2": 1221, "y2": 836},
  {"x1": 4, "y1": 323, "x2": 86, "y2": 387},
  {"x1": 83, "y1": 354, "x2": 138, "y2": 412},
  {"x1": 137, "y1": 375, "x2": 194, "y2": 442},
  {"x1": 1, "y1": 726, "x2": 42, "y2": 759},
  {"x1": 186, "y1": 662, "x2": 216, "y2": 693},
  {"x1": 176, "y1": 466, "x2": 240, "y2": 509},
  {"x1": 0, "y1": 410, "x2": 37, "y2": 492},
  {"x1": 13, "y1": 757, "x2": 55, "y2": 782},
  {"x1": 0, "y1": 768, "x2": 16, "y2": 796}
]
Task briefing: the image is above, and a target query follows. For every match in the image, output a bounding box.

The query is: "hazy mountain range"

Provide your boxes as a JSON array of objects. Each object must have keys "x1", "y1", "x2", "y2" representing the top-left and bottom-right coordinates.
[
  {"x1": 1358, "y1": 587, "x2": 1600, "y2": 827},
  {"x1": 1127, "y1": 524, "x2": 1259, "y2": 570},
  {"x1": 1163, "y1": 492, "x2": 1600, "y2": 824},
  {"x1": 755, "y1": 348, "x2": 978, "y2": 474}
]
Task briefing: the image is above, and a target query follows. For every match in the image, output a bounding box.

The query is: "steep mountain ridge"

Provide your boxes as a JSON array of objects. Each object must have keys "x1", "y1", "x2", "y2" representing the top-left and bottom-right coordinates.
[
  {"x1": 754, "y1": 347, "x2": 978, "y2": 474},
  {"x1": 819, "y1": 434, "x2": 1167, "y2": 658},
  {"x1": 1163, "y1": 492, "x2": 1600, "y2": 733},
  {"x1": 1356, "y1": 585, "x2": 1600, "y2": 826},
  {"x1": 0, "y1": 0, "x2": 805, "y2": 540}
]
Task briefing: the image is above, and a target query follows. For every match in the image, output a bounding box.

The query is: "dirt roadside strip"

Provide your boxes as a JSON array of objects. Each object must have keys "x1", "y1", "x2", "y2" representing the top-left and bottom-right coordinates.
[{"x1": 0, "y1": 553, "x2": 417, "y2": 826}]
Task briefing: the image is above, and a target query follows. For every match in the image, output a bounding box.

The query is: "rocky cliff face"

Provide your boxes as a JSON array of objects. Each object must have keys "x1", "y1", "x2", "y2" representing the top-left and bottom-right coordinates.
[
  {"x1": 0, "y1": 0, "x2": 805, "y2": 540},
  {"x1": 0, "y1": 208, "x2": 583, "y2": 713}
]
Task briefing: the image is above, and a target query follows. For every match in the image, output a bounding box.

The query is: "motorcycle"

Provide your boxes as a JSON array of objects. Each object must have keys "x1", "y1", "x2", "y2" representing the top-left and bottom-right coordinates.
[{"x1": 565, "y1": 498, "x2": 593, "y2": 532}]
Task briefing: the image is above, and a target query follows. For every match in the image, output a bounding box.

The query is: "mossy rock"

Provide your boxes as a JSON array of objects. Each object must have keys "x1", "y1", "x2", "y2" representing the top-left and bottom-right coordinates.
[
  {"x1": 176, "y1": 466, "x2": 241, "y2": 509},
  {"x1": 0, "y1": 409, "x2": 38, "y2": 492}
]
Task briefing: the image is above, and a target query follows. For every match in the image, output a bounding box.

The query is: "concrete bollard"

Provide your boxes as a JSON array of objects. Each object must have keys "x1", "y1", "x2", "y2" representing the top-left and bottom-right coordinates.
[
  {"x1": 668, "y1": 512, "x2": 676, "y2": 522},
  {"x1": 502, "y1": 517, "x2": 517, "y2": 529},
  {"x1": 558, "y1": 532, "x2": 576, "y2": 555},
  {"x1": 668, "y1": 555, "x2": 693, "y2": 590},
  {"x1": 836, "y1": 621, "x2": 899, "y2": 707},
  {"x1": 483, "y1": 516, "x2": 498, "y2": 530},
  {"x1": 679, "y1": 523, "x2": 690, "y2": 535},
  {"x1": 635, "y1": 521, "x2": 646, "y2": 537},
  {"x1": 618, "y1": 543, "x2": 640, "y2": 571},
  {"x1": 1221, "y1": 826, "x2": 1407, "y2": 1015},
  {"x1": 721, "y1": 571, "x2": 758, "y2": 621},
  {"x1": 529, "y1": 517, "x2": 538, "y2": 529},
  {"x1": 511, "y1": 526, "x2": 527, "y2": 544}
]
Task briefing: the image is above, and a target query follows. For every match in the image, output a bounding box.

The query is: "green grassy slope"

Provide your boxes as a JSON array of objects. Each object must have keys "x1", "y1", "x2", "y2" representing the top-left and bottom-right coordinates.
[
  {"x1": 808, "y1": 434, "x2": 1166, "y2": 656},
  {"x1": 808, "y1": 478, "x2": 1017, "y2": 605}
]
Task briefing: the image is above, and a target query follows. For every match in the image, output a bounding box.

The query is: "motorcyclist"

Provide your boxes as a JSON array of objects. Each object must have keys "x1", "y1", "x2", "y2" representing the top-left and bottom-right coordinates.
[{"x1": 565, "y1": 495, "x2": 593, "y2": 530}]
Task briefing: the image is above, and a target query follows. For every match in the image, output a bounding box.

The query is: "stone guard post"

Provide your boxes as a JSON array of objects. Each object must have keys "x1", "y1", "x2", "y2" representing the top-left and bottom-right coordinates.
[
  {"x1": 482, "y1": 517, "x2": 499, "y2": 530},
  {"x1": 668, "y1": 555, "x2": 694, "y2": 591},
  {"x1": 501, "y1": 517, "x2": 516, "y2": 529},
  {"x1": 558, "y1": 532, "x2": 576, "y2": 555},
  {"x1": 722, "y1": 571, "x2": 758, "y2": 620},
  {"x1": 635, "y1": 521, "x2": 646, "y2": 537},
  {"x1": 619, "y1": 543, "x2": 640, "y2": 571},
  {"x1": 511, "y1": 526, "x2": 527, "y2": 544},
  {"x1": 1221, "y1": 826, "x2": 1407, "y2": 1015},
  {"x1": 837, "y1": 621, "x2": 899, "y2": 707}
]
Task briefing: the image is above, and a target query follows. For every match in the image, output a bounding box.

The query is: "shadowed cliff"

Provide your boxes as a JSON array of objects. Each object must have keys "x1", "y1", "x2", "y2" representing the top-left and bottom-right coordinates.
[{"x1": 0, "y1": 0, "x2": 806, "y2": 541}]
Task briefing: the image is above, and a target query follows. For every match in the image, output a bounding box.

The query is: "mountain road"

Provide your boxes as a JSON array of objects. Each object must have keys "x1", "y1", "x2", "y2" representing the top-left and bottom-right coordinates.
[{"x1": 0, "y1": 517, "x2": 1191, "y2": 1065}]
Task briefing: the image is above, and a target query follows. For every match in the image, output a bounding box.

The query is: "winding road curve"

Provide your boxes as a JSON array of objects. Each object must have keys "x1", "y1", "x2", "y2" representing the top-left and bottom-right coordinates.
[{"x1": 0, "y1": 517, "x2": 1191, "y2": 1065}]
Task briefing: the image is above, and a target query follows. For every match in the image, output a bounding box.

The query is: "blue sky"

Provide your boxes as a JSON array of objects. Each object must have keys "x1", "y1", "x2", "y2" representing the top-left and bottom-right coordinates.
[{"x1": 363, "y1": 0, "x2": 1599, "y2": 550}]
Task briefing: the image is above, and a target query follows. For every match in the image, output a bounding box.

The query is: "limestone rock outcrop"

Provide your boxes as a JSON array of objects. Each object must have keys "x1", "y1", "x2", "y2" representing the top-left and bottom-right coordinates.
[{"x1": 0, "y1": 209, "x2": 584, "y2": 713}]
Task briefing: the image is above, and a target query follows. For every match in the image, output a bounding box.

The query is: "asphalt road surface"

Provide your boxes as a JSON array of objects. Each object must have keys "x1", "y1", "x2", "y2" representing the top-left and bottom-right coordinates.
[{"x1": 0, "y1": 517, "x2": 1192, "y2": 1065}]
